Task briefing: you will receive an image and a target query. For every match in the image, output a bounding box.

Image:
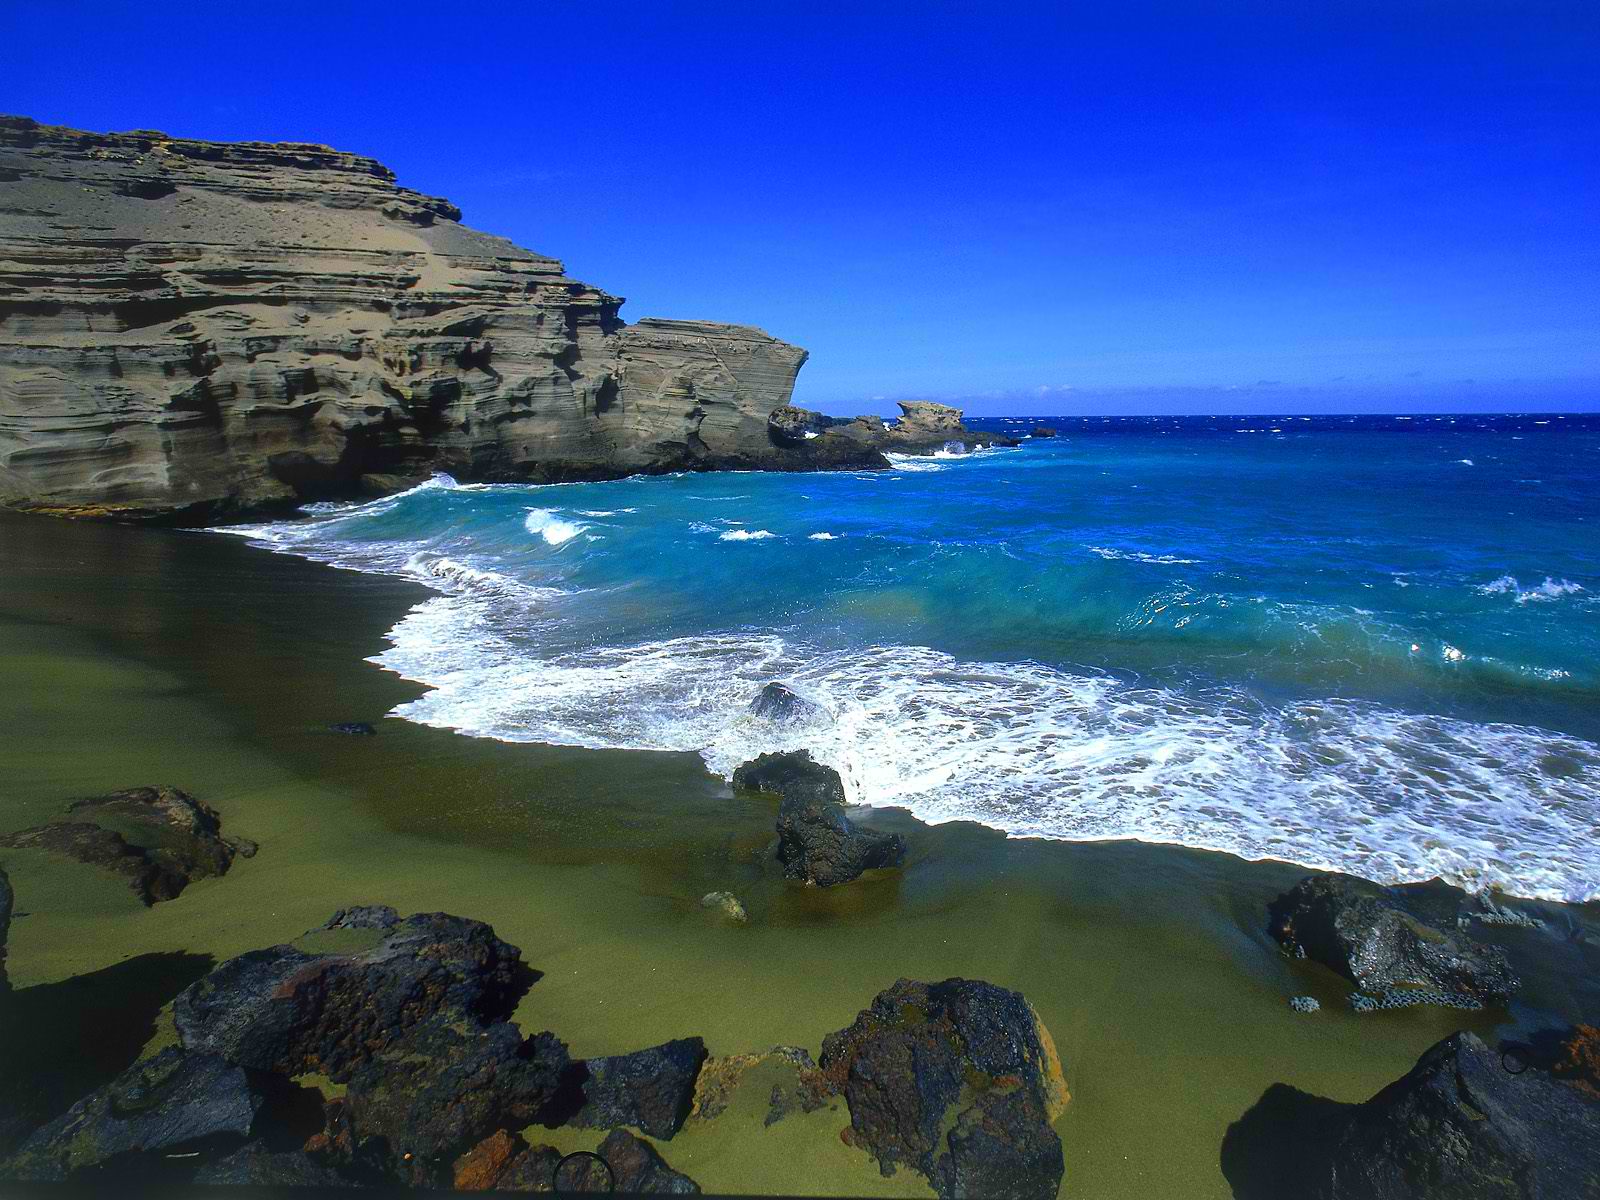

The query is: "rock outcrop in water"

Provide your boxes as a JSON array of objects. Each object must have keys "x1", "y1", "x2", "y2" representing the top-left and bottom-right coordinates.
[
  {"x1": 1268, "y1": 874, "x2": 1520, "y2": 1010},
  {"x1": 0, "y1": 116, "x2": 924, "y2": 522},
  {"x1": 732, "y1": 750, "x2": 907, "y2": 886},
  {"x1": 0, "y1": 785, "x2": 255, "y2": 905},
  {"x1": 0, "y1": 867, "x2": 11, "y2": 993}
]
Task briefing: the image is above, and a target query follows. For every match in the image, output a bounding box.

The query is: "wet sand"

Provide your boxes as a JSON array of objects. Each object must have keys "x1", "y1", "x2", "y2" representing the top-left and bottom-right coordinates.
[{"x1": 1, "y1": 511, "x2": 1595, "y2": 1197}]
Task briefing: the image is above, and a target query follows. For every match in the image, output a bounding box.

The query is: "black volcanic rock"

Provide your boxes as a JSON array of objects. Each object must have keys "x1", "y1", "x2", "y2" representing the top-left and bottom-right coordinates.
[
  {"x1": 573, "y1": 1037, "x2": 708, "y2": 1141},
  {"x1": 2, "y1": 1047, "x2": 261, "y2": 1181},
  {"x1": 593, "y1": 1128, "x2": 702, "y2": 1194},
  {"x1": 192, "y1": 1142, "x2": 352, "y2": 1187},
  {"x1": 0, "y1": 785, "x2": 254, "y2": 905},
  {"x1": 1030, "y1": 425, "x2": 1058, "y2": 438},
  {"x1": 733, "y1": 750, "x2": 907, "y2": 886},
  {"x1": 818, "y1": 977, "x2": 1070, "y2": 1200},
  {"x1": 172, "y1": 905, "x2": 526, "y2": 1078},
  {"x1": 1268, "y1": 874, "x2": 1519, "y2": 1009},
  {"x1": 336, "y1": 1018, "x2": 573, "y2": 1186},
  {"x1": 750, "y1": 682, "x2": 821, "y2": 722}
]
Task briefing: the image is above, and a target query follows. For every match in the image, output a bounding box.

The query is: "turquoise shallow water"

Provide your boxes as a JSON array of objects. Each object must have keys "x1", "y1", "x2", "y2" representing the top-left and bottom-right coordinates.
[{"x1": 223, "y1": 413, "x2": 1600, "y2": 901}]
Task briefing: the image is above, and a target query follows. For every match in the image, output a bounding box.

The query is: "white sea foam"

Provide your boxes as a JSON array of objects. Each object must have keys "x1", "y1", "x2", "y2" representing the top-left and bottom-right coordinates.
[
  {"x1": 719, "y1": 529, "x2": 777, "y2": 541},
  {"x1": 524, "y1": 509, "x2": 586, "y2": 546},
  {"x1": 1088, "y1": 546, "x2": 1201, "y2": 565},
  {"x1": 884, "y1": 453, "x2": 948, "y2": 472},
  {"x1": 1458, "y1": 459, "x2": 1475, "y2": 466},
  {"x1": 1476, "y1": 575, "x2": 1586, "y2": 604},
  {"x1": 575, "y1": 508, "x2": 636, "y2": 517},
  {"x1": 809, "y1": 532, "x2": 840, "y2": 540},
  {"x1": 369, "y1": 596, "x2": 1600, "y2": 902}
]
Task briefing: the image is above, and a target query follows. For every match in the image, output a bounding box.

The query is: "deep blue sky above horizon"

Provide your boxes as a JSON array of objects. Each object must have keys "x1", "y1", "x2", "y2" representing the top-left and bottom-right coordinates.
[{"x1": 6, "y1": 1, "x2": 1597, "y2": 415}]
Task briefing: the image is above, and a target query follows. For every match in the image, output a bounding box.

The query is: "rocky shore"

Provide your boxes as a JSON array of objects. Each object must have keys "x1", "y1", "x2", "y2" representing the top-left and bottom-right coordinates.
[{"x1": 0, "y1": 117, "x2": 1009, "y2": 522}]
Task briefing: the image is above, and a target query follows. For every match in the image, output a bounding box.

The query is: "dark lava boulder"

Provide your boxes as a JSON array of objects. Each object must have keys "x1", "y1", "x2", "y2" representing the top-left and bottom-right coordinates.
[
  {"x1": 0, "y1": 785, "x2": 255, "y2": 905},
  {"x1": 1268, "y1": 874, "x2": 1519, "y2": 1009},
  {"x1": 0, "y1": 866, "x2": 11, "y2": 992},
  {"x1": 732, "y1": 751, "x2": 907, "y2": 887},
  {"x1": 452, "y1": 1127, "x2": 700, "y2": 1193},
  {"x1": 192, "y1": 1141, "x2": 352, "y2": 1187},
  {"x1": 1323, "y1": 1031, "x2": 1599, "y2": 1199},
  {"x1": 574, "y1": 1037, "x2": 708, "y2": 1140},
  {"x1": 2, "y1": 1047, "x2": 261, "y2": 1181},
  {"x1": 751, "y1": 681, "x2": 821, "y2": 722},
  {"x1": 818, "y1": 977, "x2": 1069, "y2": 1200},
  {"x1": 329, "y1": 721, "x2": 378, "y2": 736},
  {"x1": 767, "y1": 404, "x2": 831, "y2": 446},
  {"x1": 173, "y1": 905, "x2": 526, "y2": 1078},
  {"x1": 1030, "y1": 426, "x2": 1058, "y2": 438},
  {"x1": 335, "y1": 1018, "x2": 573, "y2": 1186}
]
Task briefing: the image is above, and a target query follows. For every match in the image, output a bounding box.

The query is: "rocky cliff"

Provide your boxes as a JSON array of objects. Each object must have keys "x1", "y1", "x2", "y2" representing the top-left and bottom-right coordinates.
[{"x1": 0, "y1": 117, "x2": 938, "y2": 522}]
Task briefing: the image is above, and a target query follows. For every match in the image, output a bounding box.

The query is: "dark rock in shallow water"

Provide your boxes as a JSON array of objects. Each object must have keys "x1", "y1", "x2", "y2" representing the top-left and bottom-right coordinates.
[
  {"x1": 1321, "y1": 1031, "x2": 1600, "y2": 1199},
  {"x1": 336, "y1": 1018, "x2": 572, "y2": 1186},
  {"x1": 574, "y1": 1037, "x2": 708, "y2": 1140},
  {"x1": 192, "y1": 1141, "x2": 351, "y2": 1186},
  {"x1": 818, "y1": 977, "x2": 1069, "y2": 1200},
  {"x1": 690, "y1": 1046, "x2": 822, "y2": 1127},
  {"x1": 3, "y1": 1047, "x2": 261, "y2": 1181},
  {"x1": 452, "y1": 1129, "x2": 562, "y2": 1190},
  {"x1": 173, "y1": 905, "x2": 526, "y2": 1079},
  {"x1": 0, "y1": 866, "x2": 11, "y2": 992},
  {"x1": 1030, "y1": 426, "x2": 1058, "y2": 438},
  {"x1": 733, "y1": 750, "x2": 907, "y2": 886},
  {"x1": 1268, "y1": 874, "x2": 1519, "y2": 1008},
  {"x1": 0, "y1": 785, "x2": 253, "y2": 905},
  {"x1": 329, "y1": 721, "x2": 378, "y2": 736},
  {"x1": 452, "y1": 1127, "x2": 700, "y2": 1193},
  {"x1": 750, "y1": 681, "x2": 821, "y2": 722}
]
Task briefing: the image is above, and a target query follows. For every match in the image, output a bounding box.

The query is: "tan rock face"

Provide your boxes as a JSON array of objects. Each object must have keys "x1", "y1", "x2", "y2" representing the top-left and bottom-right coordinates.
[{"x1": 0, "y1": 116, "x2": 878, "y2": 521}]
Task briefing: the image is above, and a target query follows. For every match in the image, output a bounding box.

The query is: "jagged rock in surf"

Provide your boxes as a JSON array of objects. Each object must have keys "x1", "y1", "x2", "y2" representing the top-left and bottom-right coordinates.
[{"x1": 750, "y1": 681, "x2": 820, "y2": 722}]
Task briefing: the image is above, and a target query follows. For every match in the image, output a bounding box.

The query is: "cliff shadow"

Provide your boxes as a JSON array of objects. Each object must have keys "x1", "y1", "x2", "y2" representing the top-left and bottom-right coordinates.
[
  {"x1": 1220, "y1": 1081, "x2": 1350, "y2": 1200},
  {"x1": 0, "y1": 950, "x2": 213, "y2": 1151}
]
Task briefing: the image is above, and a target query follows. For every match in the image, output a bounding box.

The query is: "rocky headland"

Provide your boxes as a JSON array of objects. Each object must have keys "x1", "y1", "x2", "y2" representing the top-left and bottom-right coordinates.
[{"x1": 0, "y1": 116, "x2": 1008, "y2": 522}]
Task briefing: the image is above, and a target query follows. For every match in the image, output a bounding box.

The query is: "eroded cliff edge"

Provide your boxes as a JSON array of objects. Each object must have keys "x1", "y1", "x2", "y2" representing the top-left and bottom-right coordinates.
[{"x1": 0, "y1": 117, "x2": 923, "y2": 522}]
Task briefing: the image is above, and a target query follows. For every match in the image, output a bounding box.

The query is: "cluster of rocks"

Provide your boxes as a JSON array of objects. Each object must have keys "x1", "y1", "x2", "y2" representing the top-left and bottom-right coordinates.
[
  {"x1": 0, "y1": 785, "x2": 255, "y2": 905},
  {"x1": 0, "y1": 865, "x2": 10, "y2": 993},
  {"x1": 0, "y1": 906, "x2": 1069, "y2": 1199},
  {"x1": 766, "y1": 400, "x2": 1018, "y2": 461}
]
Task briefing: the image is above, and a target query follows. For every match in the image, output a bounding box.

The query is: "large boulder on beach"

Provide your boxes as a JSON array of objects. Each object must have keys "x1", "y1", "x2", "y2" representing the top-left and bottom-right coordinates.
[
  {"x1": 0, "y1": 785, "x2": 255, "y2": 905},
  {"x1": 573, "y1": 1037, "x2": 708, "y2": 1140},
  {"x1": 1268, "y1": 874, "x2": 1519, "y2": 1009},
  {"x1": 173, "y1": 905, "x2": 527, "y2": 1078},
  {"x1": 334, "y1": 1018, "x2": 574, "y2": 1186},
  {"x1": 732, "y1": 751, "x2": 907, "y2": 886},
  {"x1": 2, "y1": 1047, "x2": 262, "y2": 1181},
  {"x1": 818, "y1": 977, "x2": 1069, "y2": 1200}
]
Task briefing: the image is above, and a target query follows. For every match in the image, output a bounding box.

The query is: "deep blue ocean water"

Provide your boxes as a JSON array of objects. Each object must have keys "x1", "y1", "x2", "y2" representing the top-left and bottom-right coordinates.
[{"x1": 228, "y1": 413, "x2": 1600, "y2": 900}]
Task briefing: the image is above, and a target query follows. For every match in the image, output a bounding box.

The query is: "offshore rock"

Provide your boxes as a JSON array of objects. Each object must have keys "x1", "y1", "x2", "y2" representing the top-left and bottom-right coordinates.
[
  {"x1": 1317, "y1": 1031, "x2": 1600, "y2": 1199},
  {"x1": 883, "y1": 401, "x2": 1016, "y2": 453},
  {"x1": 335, "y1": 1018, "x2": 572, "y2": 1186},
  {"x1": 573, "y1": 1037, "x2": 708, "y2": 1140},
  {"x1": 750, "y1": 681, "x2": 821, "y2": 722},
  {"x1": 592, "y1": 1128, "x2": 702, "y2": 1194},
  {"x1": 0, "y1": 785, "x2": 254, "y2": 904},
  {"x1": 172, "y1": 905, "x2": 525, "y2": 1077},
  {"x1": 1268, "y1": 874, "x2": 1519, "y2": 1008},
  {"x1": 699, "y1": 891, "x2": 749, "y2": 923},
  {"x1": 1030, "y1": 425, "x2": 1058, "y2": 438},
  {"x1": 2, "y1": 1047, "x2": 260, "y2": 1181},
  {"x1": 733, "y1": 750, "x2": 907, "y2": 886},
  {"x1": 0, "y1": 116, "x2": 886, "y2": 523},
  {"x1": 818, "y1": 977, "x2": 1069, "y2": 1200}
]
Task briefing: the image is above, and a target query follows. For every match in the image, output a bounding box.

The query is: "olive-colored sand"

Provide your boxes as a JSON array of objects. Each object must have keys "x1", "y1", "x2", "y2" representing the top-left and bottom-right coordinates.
[{"x1": 1, "y1": 513, "x2": 1594, "y2": 1197}]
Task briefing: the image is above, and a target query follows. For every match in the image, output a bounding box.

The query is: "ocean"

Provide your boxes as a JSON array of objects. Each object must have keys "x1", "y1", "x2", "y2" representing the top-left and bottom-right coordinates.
[{"x1": 224, "y1": 413, "x2": 1600, "y2": 902}]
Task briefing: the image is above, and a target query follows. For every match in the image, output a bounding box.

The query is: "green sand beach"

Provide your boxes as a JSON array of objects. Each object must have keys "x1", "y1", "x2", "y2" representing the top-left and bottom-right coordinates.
[{"x1": 2, "y1": 512, "x2": 1594, "y2": 1197}]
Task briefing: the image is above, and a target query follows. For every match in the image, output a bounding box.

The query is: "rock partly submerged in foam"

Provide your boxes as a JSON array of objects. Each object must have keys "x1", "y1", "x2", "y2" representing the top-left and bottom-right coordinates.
[
  {"x1": 1268, "y1": 873, "x2": 1520, "y2": 1010},
  {"x1": 732, "y1": 750, "x2": 907, "y2": 887},
  {"x1": 750, "y1": 681, "x2": 822, "y2": 723}
]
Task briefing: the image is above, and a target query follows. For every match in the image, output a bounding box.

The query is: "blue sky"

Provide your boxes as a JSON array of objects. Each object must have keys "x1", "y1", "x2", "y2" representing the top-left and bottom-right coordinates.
[{"x1": 6, "y1": 1, "x2": 1597, "y2": 414}]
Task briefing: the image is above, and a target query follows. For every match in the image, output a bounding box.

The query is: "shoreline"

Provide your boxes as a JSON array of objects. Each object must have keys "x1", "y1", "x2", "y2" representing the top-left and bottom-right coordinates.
[{"x1": 2, "y1": 510, "x2": 1596, "y2": 1197}]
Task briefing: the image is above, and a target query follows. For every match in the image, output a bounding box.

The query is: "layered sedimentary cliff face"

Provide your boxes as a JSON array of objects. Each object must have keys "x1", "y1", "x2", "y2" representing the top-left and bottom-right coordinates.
[{"x1": 0, "y1": 117, "x2": 895, "y2": 521}]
